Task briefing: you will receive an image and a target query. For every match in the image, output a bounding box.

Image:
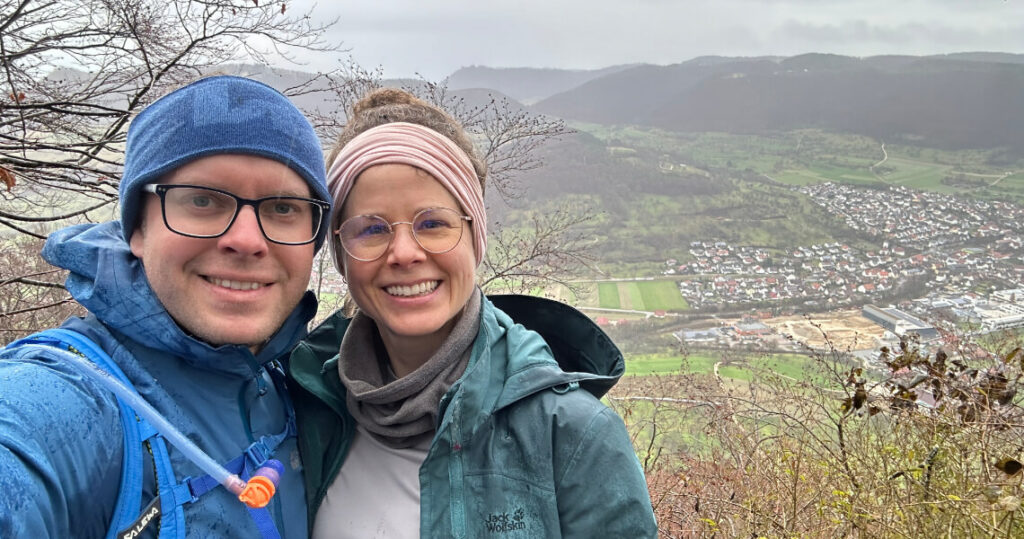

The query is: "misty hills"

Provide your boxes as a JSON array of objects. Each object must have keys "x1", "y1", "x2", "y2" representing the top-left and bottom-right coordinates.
[
  {"x1": 445, "y1": 64, "x2": 638, "y2": 104},
  {"x1": 49, "y1": 51, "x2": 1024, "y2": 154},
  {"x1": 448, "y1": 53, "x2": 1024, "y2": 153}
]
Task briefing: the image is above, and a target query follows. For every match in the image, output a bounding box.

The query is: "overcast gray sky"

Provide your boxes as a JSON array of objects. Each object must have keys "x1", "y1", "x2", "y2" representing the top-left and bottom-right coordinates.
[{"x1": 286, "y1": 0, "x2": 1024, "y2": 80}]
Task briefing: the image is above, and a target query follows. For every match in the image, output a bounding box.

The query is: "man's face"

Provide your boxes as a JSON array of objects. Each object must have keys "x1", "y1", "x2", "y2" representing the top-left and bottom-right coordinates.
[{"x1": 130, "y1": 154, "x2": 316, "y2": 351}]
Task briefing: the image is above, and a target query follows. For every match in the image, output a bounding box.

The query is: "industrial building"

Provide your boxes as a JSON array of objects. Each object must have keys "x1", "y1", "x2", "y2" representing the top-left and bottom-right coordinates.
[{"x1": 862, "y1": 305, "x2": 940, "y2": 340}]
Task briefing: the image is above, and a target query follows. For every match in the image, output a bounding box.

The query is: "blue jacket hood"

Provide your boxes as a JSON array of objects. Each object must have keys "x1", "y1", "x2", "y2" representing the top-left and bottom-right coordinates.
[{"x1": 42, "y1": 221, "x2": 317, "y2": 376}]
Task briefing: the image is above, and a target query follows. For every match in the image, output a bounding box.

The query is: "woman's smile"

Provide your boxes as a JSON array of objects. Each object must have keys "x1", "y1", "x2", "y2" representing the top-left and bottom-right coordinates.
[{"x1": 384, "y1": 280, "x2": 440, "y2": 297}]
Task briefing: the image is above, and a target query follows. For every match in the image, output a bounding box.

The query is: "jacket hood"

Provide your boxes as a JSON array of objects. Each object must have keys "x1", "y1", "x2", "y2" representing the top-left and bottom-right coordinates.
[
  {"x1": 42, "y1": 221, "x2": 316, "y2": 376},
  {"x1": 488, "y1": 294, "x2": 624, "y2": 398},
  {"x1": 453, "y1": 294, "x2": 622, "y2": 423}
]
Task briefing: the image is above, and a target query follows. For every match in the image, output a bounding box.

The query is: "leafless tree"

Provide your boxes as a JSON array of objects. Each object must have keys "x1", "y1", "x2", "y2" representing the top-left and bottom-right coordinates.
[
  {"x1": 295, "y1": 59, "x2": 384, "y2": 143},
  {"x1": 1, "y1": 3, "x2": 594, "y2": 337},
  {"x1": 0, "y1": 238, "x2": 83, "y2": 339},
  {"x1": 1, "y1": 0, "x2": 337, "y2": 232},
  {"x1": 0, "y1": 0, "x2": 338, "y2": 340},
  {"x1": 411, "y1": 79, "x2": 596, "y2": 294},
  {"x1": 305, "y1": 62, "x2": 596, "y2": 298},
  {"x1": 480, "y1": 203, "x2": 596, "y2": 296}
]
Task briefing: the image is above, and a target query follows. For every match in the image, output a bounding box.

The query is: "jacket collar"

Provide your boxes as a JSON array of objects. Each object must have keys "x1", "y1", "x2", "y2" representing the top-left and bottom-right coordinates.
[{"x1": 42, "y1": 221, "x2": 316, "y2": 377}]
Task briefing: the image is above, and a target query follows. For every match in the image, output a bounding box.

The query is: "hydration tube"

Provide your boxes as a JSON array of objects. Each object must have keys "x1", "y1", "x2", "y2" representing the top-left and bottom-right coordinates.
[{"x1": 24, "y1": 344, "x2": 280, "y2": 507}]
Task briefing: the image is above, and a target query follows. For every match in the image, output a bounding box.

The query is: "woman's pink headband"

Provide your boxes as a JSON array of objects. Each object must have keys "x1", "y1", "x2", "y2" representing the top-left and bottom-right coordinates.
[{"x1": 326, "y1": 122, "x2": 487, "y2": 268}]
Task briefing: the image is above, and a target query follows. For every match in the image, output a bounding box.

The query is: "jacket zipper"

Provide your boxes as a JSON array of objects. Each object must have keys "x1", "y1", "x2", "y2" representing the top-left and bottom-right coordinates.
[{"x1": 447, "y1": 398, "x2": 466, "y2": 539}]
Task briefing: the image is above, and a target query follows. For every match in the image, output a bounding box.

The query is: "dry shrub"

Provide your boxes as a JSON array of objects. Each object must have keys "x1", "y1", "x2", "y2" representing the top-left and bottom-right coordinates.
[
  {"x1": 612, "y1": 335, "x2": 1024, "y2": 538},
  {"x1": 0, "y1": 240, "x2": 82, "y2": 344}
]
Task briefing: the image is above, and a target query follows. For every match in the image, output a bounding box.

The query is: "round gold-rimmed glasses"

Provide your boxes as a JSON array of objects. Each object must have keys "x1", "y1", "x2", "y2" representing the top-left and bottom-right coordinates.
[{"x1": 335, "y1": 207, "x2": 472, "y2": 261}]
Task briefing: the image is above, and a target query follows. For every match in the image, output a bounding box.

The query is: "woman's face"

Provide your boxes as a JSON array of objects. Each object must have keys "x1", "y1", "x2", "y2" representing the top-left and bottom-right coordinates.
[{"x1": 340, "y1": 163, "x2": 478, "y2": 354}]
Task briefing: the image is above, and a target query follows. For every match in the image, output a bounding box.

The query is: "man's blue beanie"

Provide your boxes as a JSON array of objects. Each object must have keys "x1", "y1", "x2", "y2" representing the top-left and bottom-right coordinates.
[{"x1": 119, "y1": 75, "x2": 331, "y2": 250}]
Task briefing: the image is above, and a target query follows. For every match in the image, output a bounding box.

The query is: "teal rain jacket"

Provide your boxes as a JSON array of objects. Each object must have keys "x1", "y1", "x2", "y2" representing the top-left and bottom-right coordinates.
[
  {"x1": 288, "y1": 294, "x2": 657, "y2": 538},
  {"x1": 0, "y1": 221, "x2": 311, "y2": 538}
]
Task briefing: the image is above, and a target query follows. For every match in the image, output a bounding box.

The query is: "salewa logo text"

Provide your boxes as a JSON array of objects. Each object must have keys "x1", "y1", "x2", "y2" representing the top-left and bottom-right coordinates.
[
  {"x1": 118, "y1": 504, "x2": 159, "y2": 539},
  {"x1": 485, "y1": 507, "x2": 526, "y2": 533}
]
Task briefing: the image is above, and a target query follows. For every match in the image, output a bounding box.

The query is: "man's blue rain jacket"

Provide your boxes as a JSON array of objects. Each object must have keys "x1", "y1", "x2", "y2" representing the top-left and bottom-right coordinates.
[{"x1": 0, "y1": 221, "x2": 311, "y2": 538}]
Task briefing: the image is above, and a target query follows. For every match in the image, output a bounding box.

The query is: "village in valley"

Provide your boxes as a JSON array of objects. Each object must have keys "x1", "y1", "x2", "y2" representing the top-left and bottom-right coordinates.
[{"x1": 588, "y1": 180, "x2": 1024, "y2": 375}]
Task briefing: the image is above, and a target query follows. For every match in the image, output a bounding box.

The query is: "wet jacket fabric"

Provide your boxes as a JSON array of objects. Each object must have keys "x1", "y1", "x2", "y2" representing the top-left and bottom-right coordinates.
[
  {"x1": 289, "y1": 294, "x2": 657, "y2": 538},
  {"x1": 0, "y1": 221, "x2": 311, "y2": 538}
]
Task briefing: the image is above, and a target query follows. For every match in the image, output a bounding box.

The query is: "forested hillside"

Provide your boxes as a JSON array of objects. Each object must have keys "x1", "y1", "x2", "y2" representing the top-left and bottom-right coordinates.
[{"x1": 527, "y1": 53, "x2": 1024, "y2": 153}]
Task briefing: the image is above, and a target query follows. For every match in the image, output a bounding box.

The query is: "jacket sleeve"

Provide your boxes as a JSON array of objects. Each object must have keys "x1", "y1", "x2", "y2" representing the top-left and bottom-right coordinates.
[
  {"x1": 0, "y1": 346, "x2": 123, "y2": 538},
  {"x1": 554, "y1": 405, "x2": 658, "y2": 538}
]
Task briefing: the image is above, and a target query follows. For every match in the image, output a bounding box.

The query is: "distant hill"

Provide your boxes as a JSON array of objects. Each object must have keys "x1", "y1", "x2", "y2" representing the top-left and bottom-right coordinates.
[
  {"x1": 446, "y1": 64, "x2": 637, "y2": 104},
  {"x1": 447, "y1": 87, "x2": 530, "y2": 116},
  {"x1": 51, "y1": 54, "x2": 1024, "y2": 154},
  {"x1": 532, "y1": 53, "x2": 1024, "y2": 152},
  {"x1": 935, "y1": 52, "x2": 1024, "y2": 65},
  {"x1": 532, "y1": 57, "x2": 781, "y2": 125}
]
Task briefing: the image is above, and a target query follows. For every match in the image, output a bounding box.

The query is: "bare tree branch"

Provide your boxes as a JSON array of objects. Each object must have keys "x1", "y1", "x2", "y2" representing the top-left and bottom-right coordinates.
[
  {"x1": 307, "y1": 64, "x2": 591, "y2": 295},
  {"x1": 479, "y1": 201, "x2": 597, "y2": 295},
  {"x1": 2, "y1": 297, "x2": 74, "y2": 317},
  {"x1": 0, "y1": 0, "x2": 341, "y2": 334},
  {"x1": 6, "y1": 277, "x2": 65, "y2": 289}
]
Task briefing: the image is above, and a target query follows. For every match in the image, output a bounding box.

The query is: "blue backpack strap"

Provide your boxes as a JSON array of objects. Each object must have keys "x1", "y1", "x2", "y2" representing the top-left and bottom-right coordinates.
[
  {"x1": 149, "y1": 436, "x2": 187, "y2": 539},
  {"x1": 237, "y1": 366, "x2": 295, "y2": 539},
  {"x1": 120, "y1": 361, "x2": 294, "y2": 539},
  {"x1": 180, "y1": 365, "x2": 296, "y2": 539},
  {"x1": 10, "y1": 329, "x2": 186, "y2": 539},
  {"x1": 244, "y1": 365, "x2": 298, "y2": 470}
]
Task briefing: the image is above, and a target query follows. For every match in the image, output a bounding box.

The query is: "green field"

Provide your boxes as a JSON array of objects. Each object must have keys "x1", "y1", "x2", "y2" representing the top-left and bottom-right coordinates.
[
  {"x1": 996, "y1": 172, "x2": 1024, "y2": 190},
  {"x1": 625, "y1": 352, "x2": 824, "y2": 383},
  {"x1": 624, "y1": 353, "x2": 710, "y2": 375},
  {"x1": 501, "y1": 124, "x2": 1024, "y2": 274},
  {"x1": 577, "y1": 124, "x2": 1021, "y2": 197},
  {"x1": 637, "y1": 280, "x2": 689, "y2": 310},
  {"x1": 594, "y1": 280, "x2": 689, "y2": 311},
  {"x1": 769, "y1": 156, "x2": 950, "y2": 189},
  {"x1": 878, "y1": 157, "x2": 950, "y2": 189},
  {"x1": 597, "y1": 283, "x2": 620, "y2": 309},
  {"x1": 621, "y1": 282, "x2": 643, "y2": 309}
]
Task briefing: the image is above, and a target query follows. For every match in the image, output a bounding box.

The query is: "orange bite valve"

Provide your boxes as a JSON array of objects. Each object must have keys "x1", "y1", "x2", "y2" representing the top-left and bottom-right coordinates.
[{"x1": 238, "y1": 476, "x2": 276, "y2": 508}]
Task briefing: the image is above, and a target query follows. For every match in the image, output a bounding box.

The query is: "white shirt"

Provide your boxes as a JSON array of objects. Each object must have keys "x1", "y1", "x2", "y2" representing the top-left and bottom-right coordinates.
[{"x1": 312, "y1": 425, "x2": 431, "y2": 539}]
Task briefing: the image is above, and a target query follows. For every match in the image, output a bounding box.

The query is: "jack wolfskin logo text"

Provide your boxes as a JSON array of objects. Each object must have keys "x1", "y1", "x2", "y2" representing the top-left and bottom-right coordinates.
[{"x1": 485, "y1": 507, "x2": 526, "y2": 533}]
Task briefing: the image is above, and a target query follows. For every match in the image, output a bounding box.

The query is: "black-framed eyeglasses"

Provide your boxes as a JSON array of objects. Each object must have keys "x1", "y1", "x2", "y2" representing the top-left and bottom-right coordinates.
[
  {"x1": 335, "y1": 207, "x2": 472, "y2": 262},
  {"x1": 143, "y1": 184, "x2": 330, "y2": 245}
]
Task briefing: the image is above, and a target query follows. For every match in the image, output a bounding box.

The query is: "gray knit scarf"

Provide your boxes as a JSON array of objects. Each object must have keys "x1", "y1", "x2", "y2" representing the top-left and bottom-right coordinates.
[{"x1": 337, "y1": 289, "x2": 482, "y2": 449}]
